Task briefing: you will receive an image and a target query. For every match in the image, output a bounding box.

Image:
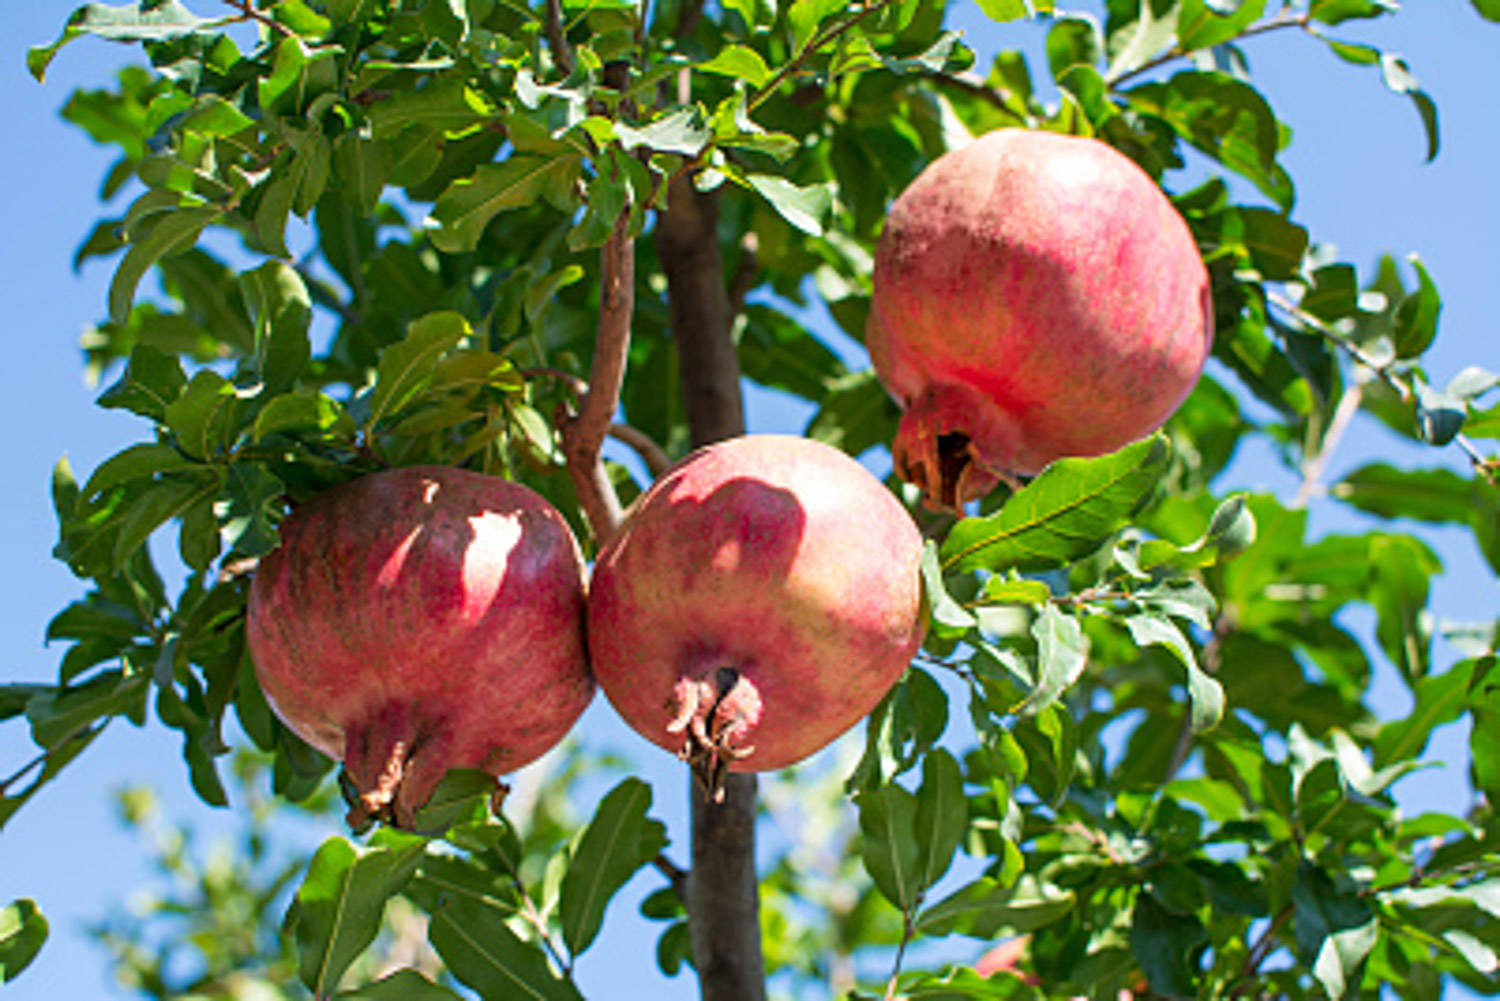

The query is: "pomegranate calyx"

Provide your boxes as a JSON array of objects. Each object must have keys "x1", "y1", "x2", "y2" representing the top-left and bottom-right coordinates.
[{"x1": 667, "y1": 667, "x2": 763, "y2": 803}]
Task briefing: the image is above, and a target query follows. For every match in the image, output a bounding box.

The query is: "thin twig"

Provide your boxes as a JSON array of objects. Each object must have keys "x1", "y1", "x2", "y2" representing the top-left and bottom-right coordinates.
[
  {"x1": 883, "y1": 913, "x2": 917, "y2": 1001},
  {"x1": 1268, "y1": 291, "x2": 1495, "y2": 477},
  {"x1": 747, "y1": 0, "x2": 902, "y2": 113},
  {"x1": 1106, "y1": 10, "x2": 1313, "y2": 89},
  {"x1": 1292, "y1": 376, "x2": 1366, "y2": 509},
  {"x1": 609, "y1": 422, "x2": 672, "y2": 478},
  {"x1": 653, "y1": 853, "x2": 691, "y2": 907},
  {"x1": 222, "y1": 0, "x2": 295, "y2": 38},
  {"x1": 560, "y1": 213, "x2": 633, "y2": 543},
  {"x1": 1230, "y1": 904, "x2": 1294, "y2": 998}
]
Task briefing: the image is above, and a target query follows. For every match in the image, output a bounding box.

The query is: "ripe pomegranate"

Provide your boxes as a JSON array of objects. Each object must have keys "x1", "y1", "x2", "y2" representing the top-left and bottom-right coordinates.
[
  {"x1": 586, "y1": 435, "x2": 925, "y2": 797},
  {"x1": 246, "y1": 465, "x2": 592, "y2": 829},
  {"x1": 867, "y1": 129, "x2": 1213, "y2": 510}
]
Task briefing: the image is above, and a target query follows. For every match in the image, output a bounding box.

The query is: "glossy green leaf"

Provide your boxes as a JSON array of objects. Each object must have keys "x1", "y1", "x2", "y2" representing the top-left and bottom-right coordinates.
[
  {"x1": 1177, "y1": 0, "x2": 1267, "y2": 49},
  {"x1": 366, "y1": 312, "x2": 470, "y2": 430},
  {"x1": 109, "y1": 204, "x2": 221, "y2": 324},
  {"x1": 697, "y1": 45, "x2": 771, "y2": 88},
  {"x1": 0, "y1": 899, "x2": 47, "y2": 983},
  {"x1": 559, "y1": 778, "x2": 668, "y2": 958},
  {"x1": 165, "y1": 370, "x2": 240, "y2": 460},
  {"x1": 430, "y1": 893, "x2": 583, "y2": 1001},
  {"x1": 1130, "y1": 891, "x2": 1207, "y2": 997},
  {"x1": 337, "y1": 969, "x2": 464, "y2": 999},
  {"x1": 942, "y1": 435, "x2": 1169, "y2": 573},
  {"x1": 975, "y1": 0, "x2": 1031, "y2": 21},
  {"x1": 858, "y1": 782, "x2": 921, "y2": 912},
  {"x1": 920, "y1": 541, "x2": 977, "y2": 635},
  {"x1": 1469, "y1": 657, "x2": 1500, "y2": 805},
  {"x1": 1127, "y1": 612, "x2": 1224, "y2": 732},
  {"x1": 1333, "y1": 464, "x2": 1473, "y2": 525},
  {"x1": 917, "y1": 875, "x2": 1074, "y2": 937},
  {"x1": 914, "y1": 749, "x2": 967, "y2": 893},
  {"x1": 745, "y1": 175, "x2": 832, "y2": 236},
  {"x1": 26, "y1": 669, "x2": 147, "y2": 749},
  {"x1": 430, "y1": 155, "x2": 582, "y2": 253},
  {"x1": 1013, "y1": 604, "x2": 1087, "y2": 717},
  {"x1": 1380, "y1": 54, "x2": 1439, "y2": 161},
  {"x1": 1292, "y1": 862, "x2": 1378, "y2": 1000},
  {"x1": 290, "y1": 834, "x2": 427, "y2": 996},
  {"x1": 29, "y1": 1, "x2": 208, "y2": 81},
  {"x1": 253, "y1": 391, "x2": 356, "y2": 442}
]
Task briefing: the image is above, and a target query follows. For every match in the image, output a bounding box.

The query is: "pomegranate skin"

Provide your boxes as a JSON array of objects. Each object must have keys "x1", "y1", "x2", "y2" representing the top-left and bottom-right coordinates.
[
  {"x1": 868, "y1": 129, "x2": 1213, "y2": 509},
  {"x1": 586, "y1": 435, "x2": 925, "y2": 790},
  {"x1": 246, "y1": 465, "x2": 592, "y2": 828}
]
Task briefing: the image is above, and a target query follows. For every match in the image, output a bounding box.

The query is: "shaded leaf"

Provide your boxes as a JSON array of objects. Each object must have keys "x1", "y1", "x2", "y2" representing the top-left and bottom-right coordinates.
[
  {"x1": 337, "y1": 969, "x2": 464, "y2": 999},
  {"x1": 559, "y1": 778, "x2": 668, "y2": 958},
  {"x1": 430, "y1": 893, "x2": 583, "y2": 1001},
  {"x1": 917, "y1": 875, "x2": 1074, "y2": 938},
  {"x1": 914, "y1": 749, "x2": 967, "y2": 893},
  {"x1": 859, "y1": 782, "x2": 922, "y2": 912},
  {"x1": 0, "y1": 899, "x2": 48, "y2": 983}
]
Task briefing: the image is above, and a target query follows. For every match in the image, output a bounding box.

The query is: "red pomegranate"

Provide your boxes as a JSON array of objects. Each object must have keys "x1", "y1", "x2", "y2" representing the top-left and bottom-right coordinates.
[
  {"x1": 586, "y1": 435, "x2": 925, "y2": 797},
  {"x1": 246, "y1": 465, "x2": 592, "y2": 829},
  {"x1": 868, "y1": 129, "x2": 1213, "y2": 510}
]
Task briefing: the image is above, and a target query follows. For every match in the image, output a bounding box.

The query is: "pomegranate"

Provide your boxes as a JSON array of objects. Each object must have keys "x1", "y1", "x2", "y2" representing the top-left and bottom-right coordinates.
[
  {"x1": 586, "y1": 435, "x2": 925, "y2": 797},
  {"x1": 867, "y1": 129, "x2": 1213, "y2": 510},
  {"x1": 246, "y1": 465, "x2": 592, "y2": 829}
]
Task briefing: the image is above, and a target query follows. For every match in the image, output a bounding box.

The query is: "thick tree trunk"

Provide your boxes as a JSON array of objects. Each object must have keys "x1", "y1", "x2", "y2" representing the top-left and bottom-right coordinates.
[{"x1": 655, "y1": 173, "x2": 766, "y2": 1001}]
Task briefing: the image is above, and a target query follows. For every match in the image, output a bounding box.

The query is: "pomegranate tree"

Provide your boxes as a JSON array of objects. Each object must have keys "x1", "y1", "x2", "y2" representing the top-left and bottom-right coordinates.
[
  {"x1": 246, "y1": 465, "x2": 592, "y2": 829},
  {"x1": 867, "y1": 128, "x2": 1213, "y2": 510},
  {"x1": 586, "y1": 435, "x2": 925, "y2": 796}
]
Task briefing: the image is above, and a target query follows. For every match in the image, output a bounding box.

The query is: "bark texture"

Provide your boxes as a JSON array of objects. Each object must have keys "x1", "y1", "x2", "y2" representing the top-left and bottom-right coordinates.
[{"x1": 656, "y1": 172, "x2": 766, "y2": 1001}]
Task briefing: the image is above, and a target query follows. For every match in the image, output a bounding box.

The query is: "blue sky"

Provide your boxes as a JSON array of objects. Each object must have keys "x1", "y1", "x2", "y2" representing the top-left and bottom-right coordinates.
[{"x1": 1, "y1": 3, "x2": 1496, "y2": 998}]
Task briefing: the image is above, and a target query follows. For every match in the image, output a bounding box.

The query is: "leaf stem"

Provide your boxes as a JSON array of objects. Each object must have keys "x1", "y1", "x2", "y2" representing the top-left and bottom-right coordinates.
[
  {"x1": 747, "y1": 0, "x2": 902, "y2": 113},
  {"x1": 883, "y1": 911, "x2": 917, "y2": 1001}
]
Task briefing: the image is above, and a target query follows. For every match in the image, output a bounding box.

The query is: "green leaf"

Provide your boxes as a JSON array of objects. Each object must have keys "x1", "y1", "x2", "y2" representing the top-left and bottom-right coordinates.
[
  {"x1": 920, "y1": 541, "x2": 977, "y2": 635},
  {"x1": 366, "y1": 312, "x2": 471, "y2": 430},
  {"x1": 81, "y1": 443, "x2": 198, "y2": 499},
  {"x1": 430, "y1": 893, "x2": 583, "y2": 1001},
  {"x1": 1469, "y1": 657, "x2": 1500, "y2": 805},
  {"x1": 1126, "y1": 612, "x2": 1224, "y2": 732},
  {"x1": 1474, "y1": 0, "x2": 1500, "y2": 22},
  {"x1": 165, "y1": 369, "x2": 240, "y2": 460},
  {"x1": 806, "y1": 369, "x2": 900, "y2": 458},
  {"x1": 1130, "y1": 891, "x2": 1207, "y2": 996},
  {"x1": 337, "y1": 969, "x2": 465, "y2": 999},
  {"x1": 1333, "y1": 463, "x2": 1474, "y2": 525},
  {"x1": 0, "y1": 899, "x2": 48, "y2": 983},
  {"x1": 1177, "y1": 0, "x2": 1266, "y2": 49},
  {"x1": 1013, "y1": 603, "x2": 1087, "y2": 717},
  {"x1": 369, "y1": 79, "x2": 496, "y2": 139},
  {"x1": 430, "y1": 155, "x2": 583, "y2": 253},
  {"x1": 241, "y1": 260, "x2": 312, "y2": 393},
  {"x1": 914, "y1": 749, "x2": 967, "y2": 893},
  {"x1": 1291, "y1": 862, "x2": 1378, "y2": 1000},
  {"x1": 942, "y1": 435, "x2": 1169, "y2": 574},
  {"x1": 109, "y1": 204, "x2": 221, "y2": 324},
  {"x1": 109, "y1": 472, "x2": 220, "y2": 571},
  {"x1": 697, "y1": 45, "x2": 771, "y2": 88},
  {"x1": 253, "y1": 391, "x2": 356, "y2": 443},
  {"x1": 916, "y1": 875, "x2": 1074, "y2": 938},
  {"x1": 745, "y1": 175, "x2": 831, "y2": 236},
  {"x1": 1380, "y1": 54, "x2": 1440, "y2": 161},
  {"x1": 559, "y1": 778, "x2": 668, "y2": 958},
  {"x1": 974, "y1": 0, "x2": 1031, "y2": 21},
  {"x1": 29, "y1": 1, "x2": 208, "y2": 82},
  {"x1": 1393, "y1": 255, "x2": 1441, "y2": 358},
  {"x1": 1311, "y1": 0, "x2": 1399, "y2": 25},
  {"x1": 26, "y1": 669, "x2": 147, "y2": 749},
  {"x1": 1369, "y1": 533, "x2": 1439, "y2": 684},
  {"x1": 291, "y1": 834, "x2": 427, "y2": 996},
  {"x1": 220, "y1": 462, "x2": 285, "y2": 559},
  {"x1": 858, "y1": 782, "x2": 922, "y2": 913}
]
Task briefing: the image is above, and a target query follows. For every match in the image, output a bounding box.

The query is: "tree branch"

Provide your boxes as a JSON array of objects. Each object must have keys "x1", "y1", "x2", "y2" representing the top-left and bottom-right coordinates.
[
  {"x1": 559, "y1": 214, "x2": 632, "y2": 544},
  {"x1": 747, "y1": 0, "x2": 902, "y2": 113},
  {"x1": 657, "y1": 170, "x2": 766, "y2": 1001},
  {"x1": 545, "y1": 0, "x2": 574, "y2": 77},
  {"x1": 610, "y1": 422, "x2": 672, "y2": 478},
  {"x1": 1105, "y1": 10, "x2": 1313, "y2": 89}
]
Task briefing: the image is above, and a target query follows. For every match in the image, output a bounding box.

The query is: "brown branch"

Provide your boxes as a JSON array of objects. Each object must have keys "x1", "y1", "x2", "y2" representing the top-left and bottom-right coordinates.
[
  {"x1": 560, "y1": 214, "x2": 632, "y2": 544},
  {"x1": 545, "y1": 0, "x2": 574, "y2": 77},
  {"x1": 222, "y1": 0, "x2": 294, "y2": 38},
  {"x1": 609, "y1": 422, "x2": 672, "y2": 478},
  {"x1": 1230, "y1": 904, "x2": 1294, "y2": 998},
  {"x1": 654, "y1": 853, "x2": 691, "y2": 907},
  {"x1": 657, "y1": 162, "x2": 765, "y2": 1000}
]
